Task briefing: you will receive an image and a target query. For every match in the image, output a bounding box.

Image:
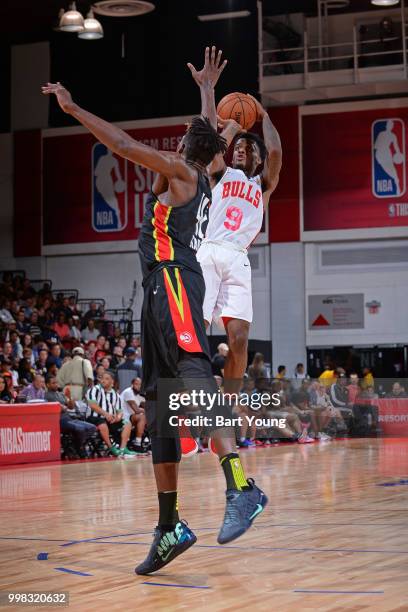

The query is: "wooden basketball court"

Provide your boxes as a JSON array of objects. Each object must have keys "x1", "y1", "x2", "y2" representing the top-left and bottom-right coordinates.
[{"x1": 1, "y1": 438, "x2": 407, "y2": 611}]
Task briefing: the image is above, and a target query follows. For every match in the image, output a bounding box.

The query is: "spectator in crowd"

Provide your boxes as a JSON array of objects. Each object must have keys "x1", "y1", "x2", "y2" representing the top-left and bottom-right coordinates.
[
  {"x1": 110, "y1": 346, "x2": 124, "y2": 370},
  {"x1": 1, "y1": 342, "x2": 13, "y2": 361},
  {"x1": 28, "y1": 311, "x2": 42, "y2": 338},
  {"x1": 387, "y1": 382, "x2": 407, "y2": 398},
  {"x1": 94, "y1": 364, "x2": 105, "y2": 384},
  {"x1": 361, "y1": 367, "x2": 375, "y2": 390},
  {"x1": 54, "y1": 297, "x2": 72, "y2": 319},
  {"x1": 85, "y1": 341, "x2": 98, "y2": 367},
  {"x1": 248, "y1": 353, "x2": 268, "y2": 380},
  {"x1": 69, "y1": 317, "x2": 82, "y2": 341},
  {"x1": 83, "y1": 301, "x2": 104, "y2": 324},
  {"x1": 47, "y1": 343, "x2": 63, "y2": 369},
  {"x1": 308, "y1": 381, "x2": 345, "y2": 439},
  {"x1": 45, "y1": 375, "x2": 97, "y2": 458},
  {"x1": 276, "y1": 365, "x2": 286, "y2": 379},
  {"x1": 57, "y1": 346, "x2": 93, "y2": 401},
  {"x1": 19, "y1": 374, "x2": 45, "y2": 401},
  {"x1": 35, "y1": 348, "x2": 49, "y2": 377},
  {"x1": 22, "y1": 347, "x2": 35, "y2": 368},
  {"x1": 288, "y1": 391, "x2": 316, "y2": 443},
  {"x1": 18, "y1": 357, "x2": 35, "y2": 385},
  {"x1": 0, "y1": 299, "x2": 15, "y2": 324},
  {"x1": 120, "y1": 377, "x2": 147, "y2": 453},
  {"x1": 52, "y1": 313, "x2": 71, "y2": 341},
  {"x1": 15, "y1": 309, "x2": 29, "y2": 336},
  {"x1": 319, "y1": 363, "x2": 336, "y2": 387},
  {"x1": 81, "y1": 319, "x2": 99, "y2": 343},
  {"x1": 86, "y1": 370, "x2": 136, "y2": 457},
  {"x1": 22, "y1": 333, "x2": 33, "y2": 351},
  {"x1": 9, "y1": 331, "x2": 23, "y2": 361},
  {"x1": 211, "y1": 343, "x2": 229, "y2": 378},
  {"x1": 116, "y1": 347, "x2": 142, "y2": 392},
  {"x1": 329, "y1": 368, "x2": 353, "y2": 429},
  {"x1": 0, "y1": 374, "x2": 13, "y2": 403},
  {"x1": 294, "y1": 362, "x2": 306, "y2": 380},
  {"x1": 329, "y1": 368, "x2": 349, "y2": 406},
  {"x1": 94, "y1": 335, "x2": 109, "y2": 362},
  {"x1": 347, "y1": 372, "x2": 361, "y2": 405},
  {"x1": 100, "y1": 356, "x2": 111, "y2": 370},
  {"x1": 291, "y1": 362, "x2": 307, "y2": 390},
  {"x1": 359, "y1": 385, "x2": 378, "y2": 400}
]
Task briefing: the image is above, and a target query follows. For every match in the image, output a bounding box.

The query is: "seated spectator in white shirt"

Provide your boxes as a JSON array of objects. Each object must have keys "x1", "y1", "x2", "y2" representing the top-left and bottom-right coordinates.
[
  {"x1": 68, "y1": 316, "x2": 81, "y2": 341},
  {"x1": 120, "y1": 377, "x2": 147, "y2": 453},
  {"x1": 0, "y1": 299, "x2": 15, "y2": 324},
  {"x1": 81, "y1": 319, "x2": 99, "y2": 343},
  {"x1": 387, "y1": 382, "x2": 407, "y2": 398}
]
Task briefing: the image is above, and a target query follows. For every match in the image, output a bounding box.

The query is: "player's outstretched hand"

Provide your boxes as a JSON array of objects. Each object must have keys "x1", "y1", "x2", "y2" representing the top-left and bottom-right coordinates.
[
  {"x1": 187, "y1": 45, "x2": 227, "y2": 89},
  {"x1": 41, "y1": 82, "x2": 74, "y2": 113},
  {"x1": 246, "y1": 93, "x2": 266, "y2": 121},
  {"x1": 217, "y1": 116, "x2": 243, "y2": 133}
]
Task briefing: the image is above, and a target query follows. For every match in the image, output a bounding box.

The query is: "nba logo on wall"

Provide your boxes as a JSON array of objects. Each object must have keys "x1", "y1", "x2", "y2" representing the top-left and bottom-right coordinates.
[
  {"x1": 92, "y1": 143, "x2": 128, "y2": 232},
  {"x1": 372, "y1": 118, "x2": 406, "y2": 198}
]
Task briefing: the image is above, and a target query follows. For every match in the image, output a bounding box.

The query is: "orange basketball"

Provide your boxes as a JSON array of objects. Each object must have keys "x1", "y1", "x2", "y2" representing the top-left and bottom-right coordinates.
[{"x1": 217, "y1": 92, "x2": 257, "y2": 130}]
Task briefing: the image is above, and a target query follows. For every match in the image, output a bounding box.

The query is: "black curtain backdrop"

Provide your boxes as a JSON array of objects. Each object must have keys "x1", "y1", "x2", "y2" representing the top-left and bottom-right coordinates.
[{"x1": 49, "y1": 0, "x2": 258, "y2": 126}]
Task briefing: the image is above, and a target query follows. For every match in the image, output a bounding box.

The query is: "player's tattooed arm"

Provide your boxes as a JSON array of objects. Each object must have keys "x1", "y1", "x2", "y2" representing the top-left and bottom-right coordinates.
[
  {"x1": 247, "y1": 94, "x2": 282, "y2": 199},
  {"x1": 207, "y1": 117, "x2": 241, "y2": 184},
  {"x1": 41, "y1": 82, "x2": 190, "y2": 179},
  {"x1": 187, "y1": 46, "x2": 227, "y2": 129}
]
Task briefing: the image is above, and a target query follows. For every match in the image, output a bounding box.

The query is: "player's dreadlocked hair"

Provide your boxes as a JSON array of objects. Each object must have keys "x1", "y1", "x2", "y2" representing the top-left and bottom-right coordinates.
[
  {"x1": 232, "y1": 131, "x2": 267, "y2": 164},
  {"x1": 184, "y1": 116, "x2": 227, "y2": 166}
]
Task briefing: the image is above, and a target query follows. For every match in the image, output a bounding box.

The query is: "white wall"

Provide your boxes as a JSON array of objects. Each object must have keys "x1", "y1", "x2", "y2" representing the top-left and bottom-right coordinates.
[
  {"x1": 45, "y1": 252, "x2": 143, "y2": 315},
  {"x1": 306, "y1": 240, "x2": 408, "y2": 346},
  {"x1": 270, "y1": 242, "x2": 306, "y2": 375},
  {"x1": 11, "y1": 42, "x2": 50, "y2": 131}
]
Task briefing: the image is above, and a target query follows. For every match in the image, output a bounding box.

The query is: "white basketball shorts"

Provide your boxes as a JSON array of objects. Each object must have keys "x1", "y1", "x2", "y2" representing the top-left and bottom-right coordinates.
[{"x1": 196, "y1": 240, "x2": 253, "y2": 326}]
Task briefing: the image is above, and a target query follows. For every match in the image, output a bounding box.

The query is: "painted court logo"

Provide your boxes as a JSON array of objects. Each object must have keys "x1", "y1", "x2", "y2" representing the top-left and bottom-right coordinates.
[
  {"x1": 92, "y1": 143, "x2": 128, "y2": 232},
  {"x1": 372, "y1": 118, "x2": 406, "y2": 198}
]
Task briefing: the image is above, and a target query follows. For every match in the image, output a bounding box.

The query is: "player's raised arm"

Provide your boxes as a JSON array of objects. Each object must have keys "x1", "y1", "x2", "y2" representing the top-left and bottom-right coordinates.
[
  {"x1": 187, "y1": 45, "x2": 227, "y2": 129},
  {"x1": 41, "y1": 82, "x2": 189, "y2": 180},
  {"x1": 247, "y1": 94, "x2": 282, "y2": 197},
  {"x1": 207, "y1": 117, "x2": 242, "y2": 181}
]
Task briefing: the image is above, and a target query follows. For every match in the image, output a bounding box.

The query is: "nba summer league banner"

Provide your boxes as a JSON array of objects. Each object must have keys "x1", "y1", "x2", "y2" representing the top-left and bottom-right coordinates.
[
  {"x1": 42, "y1": 124, "x2": 186, "y2": 246},
  {"x1": 302, "y1": 107, "x2": 408, "y2": 232}
]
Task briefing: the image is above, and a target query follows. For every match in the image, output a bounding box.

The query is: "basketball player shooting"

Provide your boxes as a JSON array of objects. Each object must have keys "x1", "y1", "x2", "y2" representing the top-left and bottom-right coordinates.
[
  {"x1": 42, "y1": 46, "x2": 267, "y2": 576},
  {"x1": 190, "y1": 85, "x2": 282, "y2": 397}
]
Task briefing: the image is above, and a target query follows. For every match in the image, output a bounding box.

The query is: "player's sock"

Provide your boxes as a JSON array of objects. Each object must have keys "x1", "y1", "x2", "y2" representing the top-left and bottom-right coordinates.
[
  {"x1": 220, "y1": 453, "x2": 250, "y2": 491},
  {"x1": 158, "y1": 491, "x2": 179, "y2": 530},
  {"x1": 135, "y1": 437, "x2": 142, "y2": 446}
]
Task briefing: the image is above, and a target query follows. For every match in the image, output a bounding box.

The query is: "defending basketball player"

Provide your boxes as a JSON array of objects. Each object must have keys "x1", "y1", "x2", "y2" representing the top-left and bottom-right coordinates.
[
  {"x1": 188, "y1": 84, "x2": 282, "y2": 396},
  {"x1": 42, "y1": 46, "x2": 267, "y2": 575}
]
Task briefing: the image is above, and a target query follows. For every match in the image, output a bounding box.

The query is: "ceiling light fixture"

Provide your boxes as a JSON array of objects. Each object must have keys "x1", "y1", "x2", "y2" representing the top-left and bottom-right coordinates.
[
  {"x1": 59, "y1": 2, "x2": 85, "y2": 32},
  {"x1": 78, "y1": 9, "x2": 104, "y2": 39},
  {"x1": 93, "y1": 1, "x2": 155, "y2": 17},
  {"x1": 371, "y1": 0, "x2": 400, "y2": 6},
  {"x1": 198, "y1": 10, "x2": 251, "y2": 22}
]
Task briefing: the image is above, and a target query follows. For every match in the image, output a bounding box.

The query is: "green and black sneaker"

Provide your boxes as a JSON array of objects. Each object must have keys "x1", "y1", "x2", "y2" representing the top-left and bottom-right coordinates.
[{"x1": 135, "y1": 520, "x2": 197, "y2": 575}]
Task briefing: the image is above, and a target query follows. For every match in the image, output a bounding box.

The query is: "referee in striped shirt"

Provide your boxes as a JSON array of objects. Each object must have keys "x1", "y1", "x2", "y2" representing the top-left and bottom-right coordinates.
[{"x1": 86, "y1": 370, "x2": 136, "y2": 457}]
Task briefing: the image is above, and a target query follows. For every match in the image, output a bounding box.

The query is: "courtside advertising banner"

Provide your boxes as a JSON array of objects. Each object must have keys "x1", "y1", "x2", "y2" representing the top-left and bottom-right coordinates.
[
  {"x1": 0, "y1": 404, "x2": 61, "y2": 465},
  {"x1": 302, "y1": 102, "x2": 408, "y2": 240}
]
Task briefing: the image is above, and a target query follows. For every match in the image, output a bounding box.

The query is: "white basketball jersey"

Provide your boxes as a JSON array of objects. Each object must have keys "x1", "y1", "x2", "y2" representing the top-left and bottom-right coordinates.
[{"x1": 206, "y1": 167, "x2": 263, "y2": 248}]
